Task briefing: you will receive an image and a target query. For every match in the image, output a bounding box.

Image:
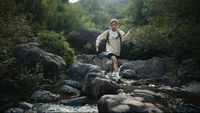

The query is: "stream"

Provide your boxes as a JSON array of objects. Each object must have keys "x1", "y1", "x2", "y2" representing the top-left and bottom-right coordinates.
[{"x1": 26, "y1": 80, "x2": 200, "y2": 113}]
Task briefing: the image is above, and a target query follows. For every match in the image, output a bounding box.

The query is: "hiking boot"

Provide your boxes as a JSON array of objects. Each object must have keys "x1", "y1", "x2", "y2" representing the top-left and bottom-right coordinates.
[
  {"x1": 105, "y1": 73, "x2": 110, "y2": 79},
  {"x1": 112, "y1": 72, "x2": 121, "y2": 82}
]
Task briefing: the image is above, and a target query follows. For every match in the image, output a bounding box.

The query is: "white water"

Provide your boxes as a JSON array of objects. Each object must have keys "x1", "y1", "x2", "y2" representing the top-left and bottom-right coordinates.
[{"x1": 32, "y1": 103, "x2": 98, "y2": 113}]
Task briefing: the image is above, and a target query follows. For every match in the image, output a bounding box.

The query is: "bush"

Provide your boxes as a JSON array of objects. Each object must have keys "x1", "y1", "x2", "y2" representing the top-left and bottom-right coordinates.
[
  {"x1": 37, "y1": 31, "x2": 75, "y2": 67},
  {"x1": 119, "y1": 23, "x2": 174, "y2": 60},
  {"x1": 15, "y1": 64, "x2": 47, "y2": 100},
  {"x1": 0, "y1": 59, "x2": 48, "y2": 100},
  {"x1": 130, "y1": 22, "x2": 175, "y2": 59}
]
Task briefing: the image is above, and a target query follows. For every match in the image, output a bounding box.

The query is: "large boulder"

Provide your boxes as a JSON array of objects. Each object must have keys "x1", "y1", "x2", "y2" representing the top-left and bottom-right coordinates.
[
  {"x1": 58, "y1": 85, "x2": 80, "y2": 98},
  {"x1": 65, "y1": 62, "x2": 105, "y2": 81},
  {"x1": 31, "y1": 90, "x2": 59, "y2": 103},
  {"x1": 98, "y1": 94, "x2": 163, "y2": 113},
  {"x1": 13, "y1": 43, "x2": 66, "y2": 79},
  {"x1": 91, "y1": 77, "x2": 121, "y2": 98},
  {"x1": 182, "y1": 82, "x2": 200, "y2": 96},
  {"x1": 65, "y1": 62, "x2": 106, "y2": 98},
  {"x1": 120, "y1": 57, "x2": 178, "y2": 84},
  {"x1": 65, "y1": 62, "x2": 123, "y2": 99},
  {"x1": 68, "y1": 30, "x2": 103, "y2": 54}
]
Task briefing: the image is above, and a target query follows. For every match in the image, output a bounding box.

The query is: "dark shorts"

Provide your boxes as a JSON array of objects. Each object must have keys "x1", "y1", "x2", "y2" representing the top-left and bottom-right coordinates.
[{"x1": 107, "y1": 53, "x2": 119, "y2": 59}]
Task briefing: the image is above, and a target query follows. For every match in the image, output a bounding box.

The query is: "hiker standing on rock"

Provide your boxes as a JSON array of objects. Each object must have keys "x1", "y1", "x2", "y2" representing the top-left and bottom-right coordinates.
[{"x1": 95, "y1": 18, "x2": 133, "y2": 81}]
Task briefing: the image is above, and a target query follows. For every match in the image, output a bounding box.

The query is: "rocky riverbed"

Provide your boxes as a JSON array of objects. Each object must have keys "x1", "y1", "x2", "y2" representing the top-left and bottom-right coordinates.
[{"x1": 2, "y1": 43, "x2": 200, "y2": 113}]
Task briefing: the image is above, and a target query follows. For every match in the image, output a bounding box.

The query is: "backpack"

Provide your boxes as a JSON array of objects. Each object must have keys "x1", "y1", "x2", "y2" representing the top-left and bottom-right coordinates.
[{"x1": 106, "y1": 30, "x2": 122, "y2": 47}]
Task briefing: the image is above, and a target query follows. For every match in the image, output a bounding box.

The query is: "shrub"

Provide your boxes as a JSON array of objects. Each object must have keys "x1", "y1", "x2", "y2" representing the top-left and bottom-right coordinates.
[
  {"x1": 15, "y1": 64, "x2": 47, "y2": 100},
  {"x1": 37, "y1": 31, "x2": 75, "y2": 67},
  {"x1": 0, "y1": 59, "x2": 47, "y2": 100}
]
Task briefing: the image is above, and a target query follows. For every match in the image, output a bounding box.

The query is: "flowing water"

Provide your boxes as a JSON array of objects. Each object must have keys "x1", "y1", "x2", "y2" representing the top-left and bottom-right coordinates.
[
  {"x1": 122, "y1": 81, "x2": 200, "y2": 113},
  {"x1": 31, "y1": 103, "x2": 98, "y2": 113}
]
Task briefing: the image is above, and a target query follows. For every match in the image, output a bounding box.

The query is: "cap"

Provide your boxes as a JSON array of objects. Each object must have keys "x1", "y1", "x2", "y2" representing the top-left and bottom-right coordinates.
[{"x1": 110, "y1": 18, "x2": 119, "y2": 25}]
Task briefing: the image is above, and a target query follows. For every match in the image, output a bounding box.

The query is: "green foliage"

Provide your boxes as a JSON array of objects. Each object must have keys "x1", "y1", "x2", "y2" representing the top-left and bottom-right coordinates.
[
  {"x1": 0, "y1": 59, "x2": 46, "y2": 100},
  {"x1": 131, "y1": 21, "x2": 175, "y2": 59},
  {"x1": 0, "y1": 59, "x2": 18, "y2": 80},
  {"x1": 0, "y1": 15, "x2": 33, "y2": 45},
  {"x1": 0, "y1": 59, "x2": 19, "y2": 97},
  {"x1": 0, "y1": 0, "x2": 33, "y2": 62},
  {"x1": 37, "y1": 31, "x2": 75, "y2": 67},
  {"x1": 126, "y1": 0, "x2": 148, "y2": 26},
  {"x1": 15, "y1": 64, "x2": 46, "y2": 100},
  {"x1": 125, "y1": 0, "x2": 200, "y2": 67},
  {"x1": 15, "y1": 0, "x2": 94, "y2": 34},
  {"x1": 45, "y1": 79, "x2": 63, "y2": 93},
  {"x1": 79, "y1": 0, "x2": 129, "y2": 31}
]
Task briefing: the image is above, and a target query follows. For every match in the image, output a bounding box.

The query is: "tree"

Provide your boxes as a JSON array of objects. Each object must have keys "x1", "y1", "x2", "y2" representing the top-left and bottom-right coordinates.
[
  {"x1": 79, "y1": 0, "x2": 129, "y2": 31},
  {"x1": 126, "y1": 0, "x2": 148, "y2": 26},
  {"x1": 126, "y1": 0, "x2": 200, "y2": 67}
]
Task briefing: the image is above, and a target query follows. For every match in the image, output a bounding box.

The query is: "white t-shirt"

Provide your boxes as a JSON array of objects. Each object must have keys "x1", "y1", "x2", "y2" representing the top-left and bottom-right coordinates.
[{"x1": 96, "y1": 29, "x2": 133, "y2": 56}]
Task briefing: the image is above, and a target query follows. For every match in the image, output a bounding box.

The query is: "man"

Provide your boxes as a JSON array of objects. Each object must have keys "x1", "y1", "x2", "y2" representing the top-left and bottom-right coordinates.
[{"x1": 95, "y1": 18, "x2": 133, "y2": 81}]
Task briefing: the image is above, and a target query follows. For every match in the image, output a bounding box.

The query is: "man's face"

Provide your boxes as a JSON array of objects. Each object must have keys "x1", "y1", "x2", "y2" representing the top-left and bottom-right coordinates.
[{"x1": 111, "y1": 22, "x2": 118, "y2": 31}]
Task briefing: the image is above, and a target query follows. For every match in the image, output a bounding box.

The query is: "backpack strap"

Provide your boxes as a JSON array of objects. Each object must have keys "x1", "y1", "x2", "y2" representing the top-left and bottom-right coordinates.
[
  {"x1": 106, "y1": 30, "x2": 110, "y2": 44},
  {"x1": 117, "y1": 30, "x2": 122, "y2": 47}
]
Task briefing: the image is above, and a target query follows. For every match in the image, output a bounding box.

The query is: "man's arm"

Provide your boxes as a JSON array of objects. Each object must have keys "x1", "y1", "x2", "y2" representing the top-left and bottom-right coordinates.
[
  {"x1": 96, "y1": 30, "x2": 108, "y2": 52},
  {"x1": 122, "y1": 29, "x2": 134, "y2": 42}
]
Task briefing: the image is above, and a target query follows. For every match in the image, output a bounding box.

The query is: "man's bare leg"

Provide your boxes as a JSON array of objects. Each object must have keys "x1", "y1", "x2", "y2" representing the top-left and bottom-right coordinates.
[{"x1": 111, "y1": 56, "x2": 118, "y2": 72}]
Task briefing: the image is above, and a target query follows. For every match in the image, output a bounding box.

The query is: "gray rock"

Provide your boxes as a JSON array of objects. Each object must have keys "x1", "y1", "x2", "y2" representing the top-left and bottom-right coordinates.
[
  {"x1": 68, "y1": 30, "x2": 101, "y2": 54},
  {"x1": 92, "y1": 56, "x2": 112, "y2": 72},
  {"x1": 65, "y1": 62, "x2": 107, "y2": 98},
  {"x1": 76, "y1": 54, "x2": 112, "y2": 72},
  {"x1": 133, "y1": 89, "x2": 160, "y2": 97},
  {"x1": 132, "y1": 93, "x2": 155, "y2": 102},
  {"x1": 91, "y1": 77, "x2": 121, "y2": 98},
  {"x1": 19, "y1": 102, "x2": 33, "y2": 109},
  {"x1": 13, "y1": 43, "x2": 66, "y2": 79},
  {"x1": 31, "y1": 90, "x2": 58, "y2": 103},
  {"x1": 120, "y1": 57, "x2": 177, "y2": 82},
  {"x1": 98, "y1": 94, "x2": 146, "y2": 113},
  {"x1": 58, "y1": 85, "x2": 80, "y2": 98},
  {"x1": 57, "y1": 96, "x2": 89, "y2": 106},
  {"x1": 65, "y1": 62, "x2": 105, "y2": 81},
  {"x1": 131, "y1": 90, "x2": 162, "y2": 103},
  {"x1": 182, "y1": 82, "x2": 200, "y2": 96},
  {"x1": 144, "y1": 103, "x2": 164, "y2": 113},
  {"x1": 76, "y1": 54, "x2": 95, "y2": 64},
  {"x1": 98, "y1": 94, "x2": 163, "y2": 113},
  {"x1": 81, "y1": 71, "x2": 105, "y2": 98},
  {"x1": 111, "y1": 105, "x2": 130, "y2": 113},
  {"x1": 5, "y1": 108, "x2": 24, "y2": 113},
  {"x1": 63, "y1": 80, "x2": 81, "y2": 89}
]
